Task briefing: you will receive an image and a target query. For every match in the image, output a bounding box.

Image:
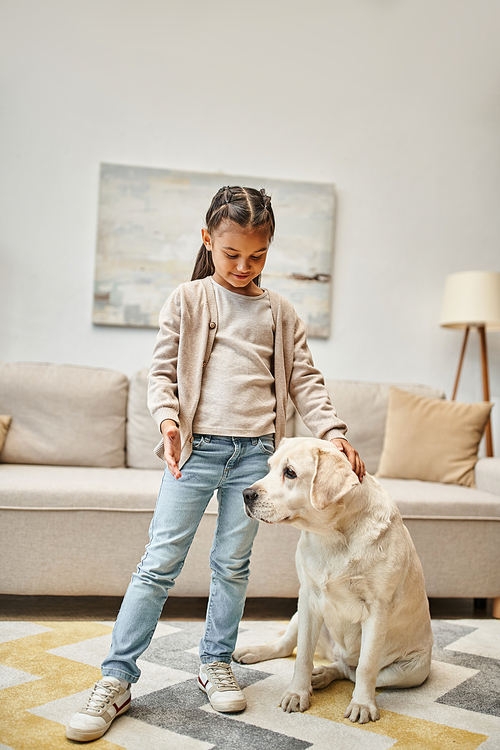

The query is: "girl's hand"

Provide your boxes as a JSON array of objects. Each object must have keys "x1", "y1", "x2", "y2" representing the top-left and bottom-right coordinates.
[
  {"x1": 331, "y1": 438, "x2": 366, "y2": 482},
  {"x1": 161, "y1": 419, "x2": 182, "y2": 479}
]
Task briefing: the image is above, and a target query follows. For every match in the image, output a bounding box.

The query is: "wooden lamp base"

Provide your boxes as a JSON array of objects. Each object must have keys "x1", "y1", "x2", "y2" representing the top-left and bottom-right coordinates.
[{"x1": 451, "y1": 324, "x2": 493, "y2": 458}]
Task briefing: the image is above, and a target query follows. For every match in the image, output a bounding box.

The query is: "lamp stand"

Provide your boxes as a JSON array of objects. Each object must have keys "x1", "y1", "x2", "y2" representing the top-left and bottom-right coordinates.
[{"x1": 451, "y1": 324, "x2": 493, "y2": 457}]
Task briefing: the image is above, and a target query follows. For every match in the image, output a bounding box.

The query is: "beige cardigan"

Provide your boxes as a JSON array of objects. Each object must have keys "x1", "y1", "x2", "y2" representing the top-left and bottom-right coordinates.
[{"x1": 148, "y1": 276, "x2": 347, "y2": 468}]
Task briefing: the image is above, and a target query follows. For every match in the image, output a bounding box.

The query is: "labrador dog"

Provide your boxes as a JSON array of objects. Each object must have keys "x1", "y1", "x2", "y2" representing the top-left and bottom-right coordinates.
[{"x1": 233, "y1": 437, "x2": 433, "y2": 724}]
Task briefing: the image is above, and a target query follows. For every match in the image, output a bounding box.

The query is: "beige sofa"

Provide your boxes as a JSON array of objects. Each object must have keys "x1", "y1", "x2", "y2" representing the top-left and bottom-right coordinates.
[{"x1": 1, "y1": 361, "x2": 499, "y2": 615}]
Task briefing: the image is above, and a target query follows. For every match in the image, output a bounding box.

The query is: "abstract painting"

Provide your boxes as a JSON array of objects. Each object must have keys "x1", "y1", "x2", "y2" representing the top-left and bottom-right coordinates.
[{"x1": 93, "y1": 164, "x2": 336, "y2": 337}]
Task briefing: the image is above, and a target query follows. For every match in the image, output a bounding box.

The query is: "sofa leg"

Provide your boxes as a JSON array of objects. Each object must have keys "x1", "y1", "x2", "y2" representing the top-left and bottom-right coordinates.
[{"x1": 493, "y1": 597, "x2": 500, "y2": 619}]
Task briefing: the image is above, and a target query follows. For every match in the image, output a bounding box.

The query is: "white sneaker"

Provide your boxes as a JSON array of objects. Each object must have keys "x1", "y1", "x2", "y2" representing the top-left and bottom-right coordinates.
[
  {"x1": 66, "y1": 677, "x2": 131, "y2": 741},
  {"x1": 198, "y1": 661, "x2": 246, "y2": 712}
]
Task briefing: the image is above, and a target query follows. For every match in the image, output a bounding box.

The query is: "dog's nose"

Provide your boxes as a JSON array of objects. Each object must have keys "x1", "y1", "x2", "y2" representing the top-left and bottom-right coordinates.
[{"x1": 243, "y1": 488, "x2": 259, "y2": 504}]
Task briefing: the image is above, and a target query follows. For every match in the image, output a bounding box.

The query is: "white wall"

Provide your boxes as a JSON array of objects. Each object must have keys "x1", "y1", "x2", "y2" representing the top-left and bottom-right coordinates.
[{"x1": 1, "y1": 0, "x2": 499, "y2": 444}]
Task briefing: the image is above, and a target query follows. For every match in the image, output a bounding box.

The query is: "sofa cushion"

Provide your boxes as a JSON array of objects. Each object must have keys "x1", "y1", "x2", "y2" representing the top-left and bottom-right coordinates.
[
  {"x1": 0, "y1": 415, "x2": 12, "y2": 453},
  {"x1": 0, "y1": 362, "x2": 128, "y2": 468},
  {"x1": 293, "y1": 380, "x2": 444, "y2": 474},
  {"x1": 377, "y1": 388, "x2": 492, "y2": 487},
  {"x1": 475, "y1": 457, "x2": 500, "y2": 497},
  {"x1": 127, "y1": 368, "x2": 165, "y2": 469},
  {"x1": 377, "y1": 476, "x2": 500, "y2": 519},
  {"x1": 0, "y1": 464, "x2": 162, "y2": 509}
]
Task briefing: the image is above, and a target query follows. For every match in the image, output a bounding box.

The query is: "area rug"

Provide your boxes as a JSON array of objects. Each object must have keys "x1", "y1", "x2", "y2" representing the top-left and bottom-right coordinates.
[{"x1": 0, "y1": 618, "x2": 499, "y2": 749}]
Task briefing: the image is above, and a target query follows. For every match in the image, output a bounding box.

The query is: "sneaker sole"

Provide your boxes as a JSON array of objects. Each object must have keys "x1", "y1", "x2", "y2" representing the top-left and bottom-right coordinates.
[
  {"x1": 65, "y1": 698, "x2": 131, "y2": 741},
  {"x1": 198, "y1": 677, "x2": 247, "y2": 712}
]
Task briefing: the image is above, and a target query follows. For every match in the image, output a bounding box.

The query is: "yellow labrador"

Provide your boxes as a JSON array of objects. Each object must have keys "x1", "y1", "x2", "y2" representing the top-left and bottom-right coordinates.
[{"x1": 234, "y1": 437, "x2": 432, "y2": 724}]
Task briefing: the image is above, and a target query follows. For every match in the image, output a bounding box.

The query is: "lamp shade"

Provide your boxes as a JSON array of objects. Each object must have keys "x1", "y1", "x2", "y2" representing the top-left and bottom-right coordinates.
[{"x1": 440, "y1": 271, "x2": 500, "y2": 330}]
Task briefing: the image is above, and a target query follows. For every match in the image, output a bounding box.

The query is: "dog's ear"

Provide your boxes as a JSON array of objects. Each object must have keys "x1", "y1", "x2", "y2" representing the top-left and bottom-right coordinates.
[{"x1": 310, "y1": 448, "x2": 360, "y2": 510}]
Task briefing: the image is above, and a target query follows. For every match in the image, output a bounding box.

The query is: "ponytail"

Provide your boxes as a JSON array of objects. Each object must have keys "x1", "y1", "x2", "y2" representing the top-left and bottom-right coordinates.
[{"x1": 191, "y1": 244, "x2": 215, "y2": 281}]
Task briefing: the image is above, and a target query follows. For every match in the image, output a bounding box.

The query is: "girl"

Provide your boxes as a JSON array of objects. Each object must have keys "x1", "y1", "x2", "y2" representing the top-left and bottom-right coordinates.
[{"x1": 66, "y1": 185, "x2": 365, "y2": 742}]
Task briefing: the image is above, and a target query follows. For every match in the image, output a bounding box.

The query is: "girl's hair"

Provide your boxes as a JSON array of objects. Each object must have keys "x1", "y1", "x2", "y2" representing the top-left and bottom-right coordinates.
[{"x1": 191, "y1": 186, "x2": 275, "y2": 281}]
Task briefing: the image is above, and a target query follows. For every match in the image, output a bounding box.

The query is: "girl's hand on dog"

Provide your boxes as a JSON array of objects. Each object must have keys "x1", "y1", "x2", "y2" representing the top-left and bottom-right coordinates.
[
  {"x1": 331, "y1": 438, "x2": 366, "y2": 481},
  {"x1": 161, "y1": 419, "x2": 182, "y2": 479}
]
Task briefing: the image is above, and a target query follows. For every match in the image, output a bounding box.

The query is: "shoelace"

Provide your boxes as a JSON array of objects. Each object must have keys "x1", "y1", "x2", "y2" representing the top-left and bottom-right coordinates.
[
  {"x1": 85, "y1": 680, "x2": 120, "y2": 712},
  {"x1": 205, "y1": 662, "x2": 240, "y2": 692}
]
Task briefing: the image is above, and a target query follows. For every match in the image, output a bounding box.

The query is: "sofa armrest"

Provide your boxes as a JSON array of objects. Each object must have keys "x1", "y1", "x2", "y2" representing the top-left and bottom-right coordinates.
[{"x1": 475, "y1": 458, "x2": 500, "y2": 496}]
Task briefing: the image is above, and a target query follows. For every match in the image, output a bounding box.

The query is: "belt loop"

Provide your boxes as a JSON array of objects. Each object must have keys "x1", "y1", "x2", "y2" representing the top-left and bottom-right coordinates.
[{"x1": 252, "y1": 437, "x2": 258, "y2": 445}]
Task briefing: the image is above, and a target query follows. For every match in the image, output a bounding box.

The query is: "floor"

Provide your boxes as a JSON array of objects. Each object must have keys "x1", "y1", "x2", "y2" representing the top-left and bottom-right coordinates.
[{"x1": 0, "y1": 595, "x2": 495, "y2": 621}]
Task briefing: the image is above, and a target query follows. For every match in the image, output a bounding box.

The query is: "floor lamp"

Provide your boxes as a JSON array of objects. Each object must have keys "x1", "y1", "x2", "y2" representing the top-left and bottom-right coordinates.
[{"x1": 440, "y1": 271, "x2": 500, "y2": 458}]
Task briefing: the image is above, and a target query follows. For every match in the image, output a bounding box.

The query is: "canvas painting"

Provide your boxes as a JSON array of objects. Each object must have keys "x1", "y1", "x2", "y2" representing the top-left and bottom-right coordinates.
[{"x1": 93, "y1": 164, "x2": 336, "y2": 337}]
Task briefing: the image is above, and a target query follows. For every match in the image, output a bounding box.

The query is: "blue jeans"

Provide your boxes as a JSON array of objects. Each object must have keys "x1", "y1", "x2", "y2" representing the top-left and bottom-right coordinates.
[{"x1": 101, "y1": 434, "x2": 274, "y2": 684}]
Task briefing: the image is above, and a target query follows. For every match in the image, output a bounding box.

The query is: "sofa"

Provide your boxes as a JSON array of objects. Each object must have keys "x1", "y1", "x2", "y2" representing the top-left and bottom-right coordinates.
[{"x1": 1, "y1": 361, "x2": 499, "y2": 617}]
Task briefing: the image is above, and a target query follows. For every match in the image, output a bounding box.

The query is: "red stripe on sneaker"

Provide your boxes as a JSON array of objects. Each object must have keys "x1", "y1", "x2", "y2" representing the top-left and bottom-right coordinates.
[
  {"x1": 114, "y1": 696, "x2": 131, "y2": 712},
  {"x1": 198, "y1": 676, "x2": 209, "y2": 689}
]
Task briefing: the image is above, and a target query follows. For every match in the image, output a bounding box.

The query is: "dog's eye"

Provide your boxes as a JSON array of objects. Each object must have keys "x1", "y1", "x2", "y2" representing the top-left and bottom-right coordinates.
[{"x1": 284, "y1": 467, "x2": 297, "y2": 479}]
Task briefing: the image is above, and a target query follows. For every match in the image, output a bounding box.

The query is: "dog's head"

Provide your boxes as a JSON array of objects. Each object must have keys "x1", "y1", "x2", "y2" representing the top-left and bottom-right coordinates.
[{"x1": 243, "y1": 437, "x2": 360, "y2": 531}]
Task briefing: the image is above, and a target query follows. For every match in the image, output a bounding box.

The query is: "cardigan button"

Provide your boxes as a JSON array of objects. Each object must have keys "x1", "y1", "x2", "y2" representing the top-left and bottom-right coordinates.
[{"x1": 209, "y1": 321, "x2": 216, "y2": 329}]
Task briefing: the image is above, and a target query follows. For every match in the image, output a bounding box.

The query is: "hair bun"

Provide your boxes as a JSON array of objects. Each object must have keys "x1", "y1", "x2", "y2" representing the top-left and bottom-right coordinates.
[{"x1": 259, "y1": 188, "x2": 271, "y2": 209}]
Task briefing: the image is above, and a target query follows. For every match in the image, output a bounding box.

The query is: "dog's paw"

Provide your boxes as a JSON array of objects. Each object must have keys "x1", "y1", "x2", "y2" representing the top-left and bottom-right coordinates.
[
  {"x1": 280, "y1": 687, "x2": 312, "y2": 713},
  {"x1": 233, "y1": 646, "x2": 265, "y2": 664},
  {"x1": 311, "y1": 665, "x2": 338, "y2": 689},
  {"x1": 344, "y1": 699, "x2": 380, "y2": 723}
]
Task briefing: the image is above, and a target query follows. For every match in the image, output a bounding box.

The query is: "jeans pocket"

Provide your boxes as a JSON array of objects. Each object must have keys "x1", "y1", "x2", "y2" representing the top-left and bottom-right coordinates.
[{"x1": 258, "y1": 436, "x2": 275, "y2": 455}]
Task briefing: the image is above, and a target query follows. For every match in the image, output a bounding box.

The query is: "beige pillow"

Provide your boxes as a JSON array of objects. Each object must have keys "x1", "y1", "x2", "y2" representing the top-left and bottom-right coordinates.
[
  {"x1": 126, "y1": 368, "x2": 165, "y2": 469},
  {"x1": 0, "y1": 415, "x2": 12, "y2": 453},
  {"x1": 377, "y1": 387, "x2": 492, "y2": 487},
  {"x1": 0, "y1": 362, "x2": 128, "y2": 468}
]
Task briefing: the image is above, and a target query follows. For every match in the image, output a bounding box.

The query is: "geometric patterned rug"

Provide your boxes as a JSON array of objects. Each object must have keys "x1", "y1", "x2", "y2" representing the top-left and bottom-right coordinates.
[{"x1": 1, "y1": 618, "x2": 499, "y2": 749}]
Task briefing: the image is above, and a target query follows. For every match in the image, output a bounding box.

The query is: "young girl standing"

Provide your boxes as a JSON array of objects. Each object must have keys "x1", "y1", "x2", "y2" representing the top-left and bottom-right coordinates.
[{"x1": 66, "y1": 186, "x2": 365, "y2": 742}]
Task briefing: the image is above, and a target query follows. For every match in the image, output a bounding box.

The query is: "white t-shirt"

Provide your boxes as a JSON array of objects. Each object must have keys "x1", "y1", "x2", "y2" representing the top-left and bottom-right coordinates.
[{"x1": 192, "y1": 278, "x2": 276, "y2": 436}]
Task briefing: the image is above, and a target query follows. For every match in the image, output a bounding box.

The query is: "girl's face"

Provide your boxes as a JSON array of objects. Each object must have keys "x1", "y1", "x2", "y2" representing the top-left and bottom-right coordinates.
[{"x1": 202, "y1": 222, "x2": 270, "y2": 296}]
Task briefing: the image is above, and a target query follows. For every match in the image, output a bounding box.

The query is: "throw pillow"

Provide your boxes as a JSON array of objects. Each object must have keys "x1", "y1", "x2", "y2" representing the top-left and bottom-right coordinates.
[
  {"x1": 376, "y1": 387, "x2": 492, "y2": 487},
  {"x1": 0, "y1": 415, "x2": 12, "y2": 454}
]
